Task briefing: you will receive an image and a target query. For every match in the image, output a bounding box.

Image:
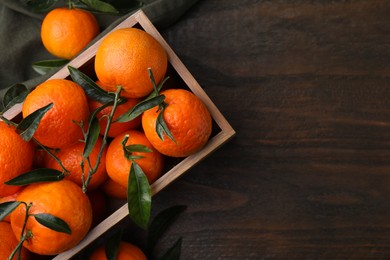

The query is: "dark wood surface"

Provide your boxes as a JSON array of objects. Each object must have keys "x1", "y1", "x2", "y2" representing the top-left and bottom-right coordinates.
[{"x1": 143, "y1": 0, "x2": 390, "y2": 259}]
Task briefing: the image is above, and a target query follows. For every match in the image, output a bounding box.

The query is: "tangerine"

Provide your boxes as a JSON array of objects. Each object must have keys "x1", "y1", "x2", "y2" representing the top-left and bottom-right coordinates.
[
  {"x1": 10, "y1": 180, "x2": 92, "y2": 255},
  {"x1": 0, "y1": 121, "x2": 35, "y2": 197},
  {"x1": 0, "y1": 221, "x2": 30, "y2": 260},
  {"x1": 44, "y1": 137, "x2": 107, "y2": 190},
  {"x1": 101, "y1": 177, "x2": 127, "y2": 200},
  {"x1": 94, "y1": 28, "x2": 168, "y2": 98},
  {"x1": 105, "y1": 130, "x2": 164, "y2": 189},
  {"x1": 41, "y1": 7, "x2": 99, "y2": 60},
  {"x1": 88, "y1": 93, "x2": 141, "y2": 138},
  {"x1": 22, "y1": 79, "x2": 90, "y2": 149},
  {"x1": 142, "y1": 89, "x2": 212, "y2": 157},
  {"x1": 89, "y1": 241, "x2": 146, "y2": 260}
]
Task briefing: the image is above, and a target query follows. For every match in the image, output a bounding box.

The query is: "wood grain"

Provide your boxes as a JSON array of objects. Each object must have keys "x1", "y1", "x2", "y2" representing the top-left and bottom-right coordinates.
[{"x1": 139, "y1": 0, "x2": 390, "y2": 259}]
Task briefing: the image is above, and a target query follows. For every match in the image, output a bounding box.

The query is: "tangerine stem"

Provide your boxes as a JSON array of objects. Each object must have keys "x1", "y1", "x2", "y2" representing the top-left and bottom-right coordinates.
[
  {"x1": 82, "y1": 86, "x2": 122, "y2": 192},
  {"x1": 8, "y1": 202, "x2": 32, "y2": 260},
  {"x1": 7, "y1": 231, "x2": 31, "y2": 260},
  {"x1": 32, "y1": 137, "x2": 69, "y2": 175}
]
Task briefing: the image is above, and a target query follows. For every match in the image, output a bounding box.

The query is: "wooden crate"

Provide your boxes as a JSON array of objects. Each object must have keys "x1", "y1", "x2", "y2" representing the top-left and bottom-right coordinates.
[{"x1": 5, "y1": 10, "x2": 235, "y2": 259}]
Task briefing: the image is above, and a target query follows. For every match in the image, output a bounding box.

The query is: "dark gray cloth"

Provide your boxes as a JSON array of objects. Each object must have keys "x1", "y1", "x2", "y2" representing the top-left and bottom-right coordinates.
[{"x1": 0, "y1": 0, "x2": 198, "y2": 99}]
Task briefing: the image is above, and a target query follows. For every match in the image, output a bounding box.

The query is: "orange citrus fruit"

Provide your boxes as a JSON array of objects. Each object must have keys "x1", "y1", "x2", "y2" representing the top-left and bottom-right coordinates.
[
  {"x1": 0, "y1": 221, "x2": 30, "y2": 260},
  {"x1": 10, "y1": 180, "x2": 92, "y2": 255},
  {"x1": 22, "y1": 79, "x2": 90, "y2": 149},
  {"x1": 106, "y1": 130, "x2": 164, "y2": 189},
  {"x1": 88, "y1": 95, "x2": 141, "y2": 138},
  {"x1": 0, "y1": 189, "x2": 24, "y2": 222},
  {"x1": 142, "y1": 88, "x2": 212, "y2": 157},
  {"x1": 0, "y1": 121, "x2": 35, "y2": 197},
  {"x1": 94, "y1": 28, "x2": 168, "y2": 98},
  {"x1": 41, "y1": 7, "x2": 99, "y2": 60},
  {"x1": 44, "y1": 136, "x2": 107, "y2": 190},
  {"x1": 89, "y1": 241, "x2": 146, "y2": 260},
  {"x1": 101, "y1": 177, "x2": 127, "y2": 200}
]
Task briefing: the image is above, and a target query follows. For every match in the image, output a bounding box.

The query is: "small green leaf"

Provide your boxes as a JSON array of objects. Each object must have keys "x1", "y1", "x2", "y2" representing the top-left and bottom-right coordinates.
[
  {"x1": 0, "y1": 201, "x2": 21, "y2": 221},
  {"x1": 148, "y1": 205, "x2": 187, "y2": 253},
  {"x1": 2, "y1": 83, "x2": 29, "y2": 113},
  {"x1": 160, "y1": 237, "x2": 182, "y2": 260},
  {"x1": 34, "y1": 213, "x2": 72, "y2": 234},
  {"x1": 105, "y1": 231, "x2": 123, "y2": 260},
  {"x1": 68, "y1": 66, "x2": 115, "y2": 104},
  {"x1": 83, "y1": 116, "x2": 100, "y2": 158},
  {"x1": 80, "y1": 0, "x2": 119, "y2": 14},
  {"x1": 127, "y1": 161, "x2": 151, "y2": 230},
  {"x1": 156, "y1": 108, "x2": 175, "y2": 142},
  {"x1": 16, "y1": 103, "x2": 53, "y2": 141},
  {"x1": 21, "y1": 0, "x2": 58, "y2": 12},
  {"x1": 32, "y1": 59, "x2": 68, "y2": 75},
  {"x1": 116, "y1": 95, "x2": 165, "y2": 123},
  {"x1": 5, "y1": 168, "x2": 64, "y2": 186},
  {"x1": 125, "y1": 144, "x2": 153, "y2": 154}
]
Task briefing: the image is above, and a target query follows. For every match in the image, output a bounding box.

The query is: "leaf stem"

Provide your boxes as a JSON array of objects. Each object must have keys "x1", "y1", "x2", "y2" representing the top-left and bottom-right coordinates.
[
  {"x1": 7, "y1": 230, "x2": 32, "y2": 260},
  {"x1": 32, "y1": 137, "x2": 69, "y2": 176},
  {"x1": 8, "y1": 202, "x2": 32, "y2": 260},
  {"x1": 82, "y1": 86, "x2": 122, "y2": 192}
]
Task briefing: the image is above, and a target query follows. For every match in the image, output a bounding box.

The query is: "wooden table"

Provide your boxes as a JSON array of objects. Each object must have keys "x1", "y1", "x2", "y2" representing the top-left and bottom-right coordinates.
[{"x1": 138, "y1": 0, "x2": 390, "y2": 259}]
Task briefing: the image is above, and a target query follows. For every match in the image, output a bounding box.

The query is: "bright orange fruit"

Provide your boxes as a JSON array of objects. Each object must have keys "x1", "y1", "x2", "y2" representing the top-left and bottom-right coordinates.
[
  {"x1": 22, "y1": 79, "x2": 90, "y2": 149},
  {"x1": 0, "y1": 121, "x2": 34, "y2": 197},
  {"x1": 105, "y1": 130, "x2": 164, "y2": 189},
  {"x1": 0, "y1": 221, "x2": 30, "y2": 260},
  {"x1": 101, "y1": 177, "x2": 127, "y2": 200},
  {"x1": 41, "y1": 7, "x2": 99, "y2": 60},
  {"x1": 10, "y1": 180, "x2": 92, "y2": 255},
  {"x1": 44, "y1": 137, "x2": 108, "y2": 190},
  {"x1": 142, "y1": 89, "x2": 212, "y2": 157},
  {"x1": 88, "y1": 95, "x2": 141, "y2": 138},
  {"x1": 94, "y1": 28, "x2": 168, "y2": 98}
]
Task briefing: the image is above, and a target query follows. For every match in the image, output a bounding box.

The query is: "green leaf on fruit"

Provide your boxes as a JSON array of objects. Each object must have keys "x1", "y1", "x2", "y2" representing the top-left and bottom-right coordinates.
[
  {"x1": 16, "y1": 103, "x2": 53, "y2": 141},
  {"x1": 68, "y1": 66, "x2": 116, "y2": 104},
  {"x1": 116, "y1": 95, "x2": 165, "y2": 123},
  {"x1": 5, "y1": 168, "x2": 64, "y2": 186},
  {"x1": 0, "y1": 201, "x2": 21, "y2": 221},
  {"x1": 156, "y1": 107, "x2": 175, "y2": 142},
  {"x1": 34, "y1": 213, "x2": 72, "y2": 234}
]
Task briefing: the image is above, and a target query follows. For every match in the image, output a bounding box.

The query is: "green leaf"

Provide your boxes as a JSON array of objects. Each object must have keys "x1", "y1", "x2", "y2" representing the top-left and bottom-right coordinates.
[
  {"x1": 127, "y1": 161, "x2": 151, "y2": 230},
  {"x1": 5, "y1": 168, "x2": 64, "y2": 186},
  {"x1": 105, "y1": 231, "x2": 123, "y2": 260},
  {"x1": 148, "y1": 205, "x2": 187, "y2": 253},
  {"x1": 156, "y1": 108, "x2": 175, "y2": 142},
  {"x1": 80, "y1": 0, "x2": 119, "y2": 14},
  {"x1": 16, "y1": 103, "x2": 53, "y2": 141},
  {"x1": 21, "y1": 0, "x2": 58, "y2": 12},
  {"x1": 83, "y1": 116, "x2": 100, "y2": 158},
  {"x1": 116, "y1": 95, "x2": 165, "y2": 123},
  {"x1": 68, "y1": 66, "x2": 115, "y2": 104},
  {"x1": 32, "y1": 59, "x2": 69, "y2": 75},
  {"x1": 2, "y1": 83, "x2": 29, "y2": 113},
  {"x1": 160, "y1": 237, "x2": 182, "y2": 260},
  {"x1": 125, "y1": 144, "x2": 153, "y2": 154},
  {"x1": 34, "y1": 213, "x2": 72, "y2": 234},
  {"x1": 0, "y1": 201, "x2": 21, "y2": 221}
]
